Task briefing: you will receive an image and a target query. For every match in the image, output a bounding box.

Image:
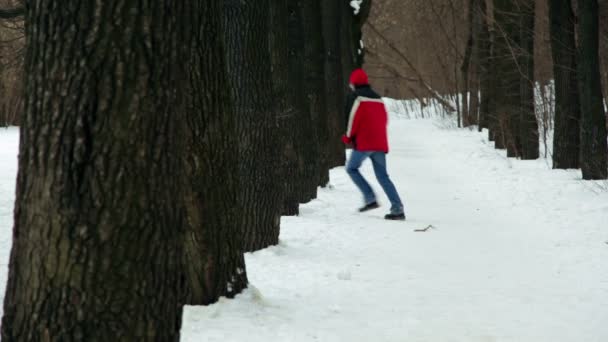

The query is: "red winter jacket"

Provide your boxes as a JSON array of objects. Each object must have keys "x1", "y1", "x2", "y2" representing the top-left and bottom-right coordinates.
[{"x1": 343, "y1": 69, "x2": 389, "y2": 153}]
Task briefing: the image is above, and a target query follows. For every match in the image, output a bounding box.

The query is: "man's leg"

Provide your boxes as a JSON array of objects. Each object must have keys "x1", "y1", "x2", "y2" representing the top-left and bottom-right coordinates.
[
  {"x1": 346, "y1": 150, "x2": 376, "y2": 205},
  {"x1": 369, "y1": 152, "x2": 404, "y2": 214}
]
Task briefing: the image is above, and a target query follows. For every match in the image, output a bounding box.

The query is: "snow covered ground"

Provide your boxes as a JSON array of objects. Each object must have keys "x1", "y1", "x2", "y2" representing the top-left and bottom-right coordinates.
[{"x1": 1, "y1": 114, "x2": 608, "y2": 341}]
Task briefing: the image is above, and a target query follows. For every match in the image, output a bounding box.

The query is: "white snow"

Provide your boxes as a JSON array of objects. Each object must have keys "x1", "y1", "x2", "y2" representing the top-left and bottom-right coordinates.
[
  {"x1": 1, "y1": 110, "x2": 608, "y2": 341},
  {"x1": 0, "y1": 126, "x2": 18, "y2": 310},
  {"x1": 350, "y1": 0, "x2": 363, "y2": 15}
]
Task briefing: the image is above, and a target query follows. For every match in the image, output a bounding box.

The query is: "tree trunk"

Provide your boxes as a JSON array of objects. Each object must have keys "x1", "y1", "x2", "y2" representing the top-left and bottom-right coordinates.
[
  {"x1": 2, "y1": 2, "x2": 186, "y2": 340},
  {"x1": 341, "y1": 1, "x2": 357, "y2": 84},
  {"x1": 518, "y1": 0, "x2": 539, "y2": 159},
  {"x1": 302, "y1": 0, "x2": 330, "y2": 188},
  {"x1": 269, "y1": 2, "x2": 300, "y2": 216},
  {"x1": 222, "y1": 0, "x2": 283, "y2": 251},
  {"x1": 462, "y1": 0, "x2": 474, "y2": 127},
  {"x1": 494, "y1": 0, "x2": 522, "y2": 156},
  {"x1": 577, "y1": 0, "x2": 608, "y2": 179},
  {"x1": 182, "y1": 0, "x2": 248, "y2": 305},
  {"x1": 289, "y1": 0, "x2": 322, "y2": 203},
  {"x1": 550, "y1": 0, "x2": 581, "y2": 169},
  {"x1": 478, "y1": 0, "x2": 493, "y2": 133},
  {"x1": 323, "y1": 0, "x2": 347, "y2": 168}
]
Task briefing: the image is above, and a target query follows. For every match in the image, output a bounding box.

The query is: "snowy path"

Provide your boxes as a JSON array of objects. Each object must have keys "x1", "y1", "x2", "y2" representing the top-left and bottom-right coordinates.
[
  {"x1": 1, "y1": 119, "x2": 607, "y2": 341},
  {"x1": 183, "y1": 119, "x2": 608, "y2": 342}
]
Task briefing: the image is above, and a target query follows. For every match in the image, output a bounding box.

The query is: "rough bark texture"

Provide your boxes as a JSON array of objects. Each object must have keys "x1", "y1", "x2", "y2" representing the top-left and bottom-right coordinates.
[
  {"x1": 222, "y1": 0, "x2": 283, "y2": 251},
  {"x1": 269, "y1": 1, "x2": 300, "y2": 216},
  {"x1": 550, "y1": 0, "x2": 581, "y2": 169},
  {"x1": 288, "y1": 0, "x2": 321, "y2": 203},
  {"x1": 182, "y1": 0, "x2": 248, "y2": 305},
  {"x1": 322, "y1": 0, "x2": 347, "y2": 168},
  {"x1": 1, "y1": 1, "x2": 186, "y2": 340},
  {"x1": 302, "y1": 0, "x2": 329, "y2": 188},
  {"x1": 518, "y1": 0, "x2": 539, "y2": 159},
  {"x1": 577, "y1": 0, "x2": 608, "y2": 179}
]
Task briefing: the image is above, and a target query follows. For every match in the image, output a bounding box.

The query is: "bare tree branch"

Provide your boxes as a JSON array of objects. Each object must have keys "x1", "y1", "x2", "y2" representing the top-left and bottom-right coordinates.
[
  {"x1": 0, "y1": 6, "x2": 24, "y2": 20},
  {"x1": 365, "y1": 21, "x2": 457, "y2": 112}
]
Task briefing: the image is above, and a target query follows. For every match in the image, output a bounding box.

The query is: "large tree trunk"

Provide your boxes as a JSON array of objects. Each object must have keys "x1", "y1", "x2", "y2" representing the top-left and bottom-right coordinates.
[
  {"x1": 222, "y1": 0, "x2": 283, "y2": 251},
  {"x1": 577, "y1": 0, "x2": 608, "y2": 179},
  {"x1": 518, "y1": 0, "x2": 539, "y2": 159},
  {"x1": 182, "y1": 0, "x2": 248, "y2": 305},
  {"x1": 550, "y1": 0, "x2": 581, "y2": 169},
  {"x1": 2, "y1": 2, "x2": 186, "y2": 340},
  {"x1": 288, "y1": 0, "x2": 322, "y2": 203},
  {"x1": 269, "y1": 2, "x2": 300, "y2": 216},
  {"x1": 302, "y1": 0, "x2": 330, "y2": 188},
  {"x1": 322, "y1": 0, "x2": 347, "y2": 168},
  {"x1": 494, "y1": 0, "x2": 522, "y2": 156}
]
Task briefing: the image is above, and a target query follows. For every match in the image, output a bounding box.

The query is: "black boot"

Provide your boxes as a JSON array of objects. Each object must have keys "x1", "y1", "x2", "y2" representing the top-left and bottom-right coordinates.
[
  {"x1": 384, "y1": 212, "x2": 406, "y2": 221},
  {"x1": 358, "y1": 202, "x2": 380, "y2": 212}
]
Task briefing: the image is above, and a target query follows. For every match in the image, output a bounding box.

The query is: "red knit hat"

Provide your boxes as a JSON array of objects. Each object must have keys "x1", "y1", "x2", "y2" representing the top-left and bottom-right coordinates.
[{"x1": 349, "y1": 68, "x2": 369, "y2": 86}]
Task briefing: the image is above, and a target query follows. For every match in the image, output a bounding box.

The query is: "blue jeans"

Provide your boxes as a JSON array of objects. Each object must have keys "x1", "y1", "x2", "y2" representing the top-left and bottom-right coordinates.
[{"x1": 346, "y1": 151, "x2": 404, "y2": 214}]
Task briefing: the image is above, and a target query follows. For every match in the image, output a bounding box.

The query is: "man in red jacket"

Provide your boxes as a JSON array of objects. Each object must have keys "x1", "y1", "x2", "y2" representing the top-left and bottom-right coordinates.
[{"x1": 342, "y1": 68, "x2": 405, "y2": 220}]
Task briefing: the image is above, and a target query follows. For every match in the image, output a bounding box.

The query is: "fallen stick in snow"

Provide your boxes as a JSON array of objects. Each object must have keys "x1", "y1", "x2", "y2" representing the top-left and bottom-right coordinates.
[{"x1": 414, "y1": 225, "x2": 435, "y2": 232}]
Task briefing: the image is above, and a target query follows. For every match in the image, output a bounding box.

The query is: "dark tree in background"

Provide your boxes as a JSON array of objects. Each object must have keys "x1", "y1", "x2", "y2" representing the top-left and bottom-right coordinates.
[
  {"x1": 182, "y1": 0, "x2": 248, "y2": 305},
  {"x1": 550, "y1": 0, "x2": 581, "y2": 169},
  {"x1": 491, "y1": 0, "x2": 538, "y2": 159},
  {"x1": 1, "y1": 1, "x2": 187, "y2": 340},
  {"x1": 222, "y1": 0, "x2": 283, "y2": 252},
  {"x1": 518, "y1": 0, "x2": 539, "y2": 160},
  {"x1": 493, "y1": 0, "x2": 522, "y2": 155},
  {"x1": 577, "y1": 0, "x2": 608, "y2": 179},
  {"x1": 477, "y1": 0, "x2": 494, "y2": 135}
]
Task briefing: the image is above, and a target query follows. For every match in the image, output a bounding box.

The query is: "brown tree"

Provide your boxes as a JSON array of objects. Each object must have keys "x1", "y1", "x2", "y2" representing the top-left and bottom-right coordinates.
[{"x1": 2, "y1": 1, "x2": 187, "y2": 340}]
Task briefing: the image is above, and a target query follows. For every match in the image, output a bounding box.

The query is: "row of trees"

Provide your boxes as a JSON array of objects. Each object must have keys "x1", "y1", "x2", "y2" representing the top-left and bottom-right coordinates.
[
  {"x1": 365, "y1": 0, "x2": 608, "y2": 180},
  {"x1": 462, "y1": 0, "x2": 607, "y2": 179},
  {"x1": 0, "y1": 1, "x2": 370, "y2": 340}
]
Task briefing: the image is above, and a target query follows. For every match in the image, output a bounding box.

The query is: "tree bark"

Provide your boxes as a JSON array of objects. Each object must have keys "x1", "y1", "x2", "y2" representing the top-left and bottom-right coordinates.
[
  {"x1": 550, "y1": 0, "x2": 581, "y2": 169},
  {"x1": 322, "y1": 0, "x2": 347, "y2": 168},
  {"x1": 222, "y1": 0, "x2": 283, "y2": 251},
  {"x1": 302, "y1": 0, "x2": 330, "y2": 188},
  {"x1": 518, "y1": 0, "x2": 539, "y2": 159},
  {"x1": 478, "y1": 0, "x2": 493, "y2": 133},
  {"x1": 2, "y1": 2, "x2": 186, "y2": 340},
  {"x1": 288, "y1": 0, "x2": 322, "y2": 203},
  {"x1": 269, "y1": 1, "x2": 300, "y2": 216},
  {"x1": 182, "y1": 0, "x2": 248, "y2": 305},
  {"x1": 577, "y1": 0, "x2": 608, "y2": 179}
]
